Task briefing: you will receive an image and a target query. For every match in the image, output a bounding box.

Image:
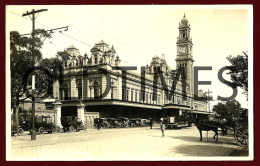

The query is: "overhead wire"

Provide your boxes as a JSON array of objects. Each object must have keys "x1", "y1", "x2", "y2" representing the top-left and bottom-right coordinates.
[
  {"x1": 45, "y1": 10, "x2": 148, "y2": 66},
  {"x1": 52, "y1": 9, "x2": 149, "y2": 63},
  {"x1": 10, "y1": 10, "x2": 149, "y2": 67}
]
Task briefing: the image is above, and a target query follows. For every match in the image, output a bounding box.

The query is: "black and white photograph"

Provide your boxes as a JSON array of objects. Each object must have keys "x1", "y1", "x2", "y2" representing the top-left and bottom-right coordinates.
[{"x1": 6, "y1": 5, "x2": 253, "y2": 160}]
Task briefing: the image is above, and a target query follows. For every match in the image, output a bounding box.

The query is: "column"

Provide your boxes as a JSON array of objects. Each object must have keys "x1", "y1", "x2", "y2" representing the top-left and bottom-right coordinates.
[
  {"x1": 83, "y1": 74, "x2": 89, "y2": 100},
  {"x1": 137, "y1": 89, "x2": 139, "y2": 102},
  {"x1": 53, "y1": 100, "x2": 62, "y2": 127},
  {"x1": 71, "y1": 76, "x2": 77, "y2": 100},
  {"x1": 118, "y1": 74, "x2": 122, "y2": 100},
  {"x1": 77, "y1": 102, "x2": 85, "y2": 124},
  {"x1": 53, "y1": 80, "x2": 59, "y2": 99}
]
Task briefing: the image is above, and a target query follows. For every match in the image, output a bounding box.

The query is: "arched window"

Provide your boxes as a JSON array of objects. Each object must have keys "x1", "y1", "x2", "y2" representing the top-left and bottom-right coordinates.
[
  {"x1": 93, "y1": 81, "x2": 99, "y2": 99},
  {"x1": 61, "y1": 84, "x2": 69, "y2": 100},
  {"x1": 94, "y1": 55, "x2": 98, "y2": 64},
  {"x1": 77, "y1": 83, "x2": 82, "y2": 100}
]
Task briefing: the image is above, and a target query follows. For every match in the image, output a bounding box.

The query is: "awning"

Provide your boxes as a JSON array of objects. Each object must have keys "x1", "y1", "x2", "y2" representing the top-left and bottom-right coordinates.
[
  {"x1": 192, "y1": 111, "x2": 210, "y2": 115},
  {"x1": 163, "y1": 105, "x2": 192, "y2": 111}
]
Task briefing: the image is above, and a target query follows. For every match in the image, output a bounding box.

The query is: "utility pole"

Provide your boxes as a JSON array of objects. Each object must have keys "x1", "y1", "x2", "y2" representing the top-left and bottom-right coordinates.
[
  {"x1": 22, "y1": 9, "x2": 48, "y2": 140},
  {"x1": 205, "y1": 89, "x2": 213, "y2": 112}
]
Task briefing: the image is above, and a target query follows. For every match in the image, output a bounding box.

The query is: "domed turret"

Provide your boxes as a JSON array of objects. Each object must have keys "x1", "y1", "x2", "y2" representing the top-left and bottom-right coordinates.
[{"x1": 179, "y1": 14, "x2": 190, "y2": 28}]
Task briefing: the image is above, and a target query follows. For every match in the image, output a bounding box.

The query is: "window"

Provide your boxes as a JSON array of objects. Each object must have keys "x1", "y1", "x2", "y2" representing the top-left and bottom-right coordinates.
[
  {"x1": 135, "y1": 91, "x2": 137, "y2": 102},
  {"x1": 139, "y1": 92, "x2": 141, "y2": 102},
  {"x1": 146, "y1": 94, "x2": 148, "y2": 103},
  {"x1": 65, "y1": 61, "x2": 67, "y2": 67},
  {"x1": 149, "y1": 94, "x2": 151, "y2": 104},
  {"x1": 111, "y1": 87, "x2": 113, "y2": 99},
  {"x1": 143, "y1": 91, "x2": 145, "y2": 103},
  {"x1": 93, "y1": 81, "x2": 99, "y2": 99},
  {"x1": 158, "y1": 95, "x2": 160, "y2": 105},
  {"x1": 122, "y1": 89, "x2": 125, "y2": 101},
  {"x1": 131, "y1": 91, "x2": 133, "y2": 101},
  {"x1": 126, "y1": 90, "x2": 129, "y2": 101},
  {"x1": 62, "y1": 84, "x2": 69, "y2": 100},
  {"x1": 95, "y1": 57, "x2": 98, "y2": 64},
  {"x1": 77, "y1": 83, "x2": 82, "y2": 100}
]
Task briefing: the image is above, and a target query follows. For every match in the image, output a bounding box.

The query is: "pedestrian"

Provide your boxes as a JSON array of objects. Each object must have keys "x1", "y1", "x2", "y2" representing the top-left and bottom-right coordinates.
[
  {"x1": 150, "y1": 118, "x2": 153, "y2": 129},
  {"x1": 97, "y1": 119, "x2": 100, "y2": 130},
  {"x1": 160, "y1": 120, "x2": 165, "y2": 137}
]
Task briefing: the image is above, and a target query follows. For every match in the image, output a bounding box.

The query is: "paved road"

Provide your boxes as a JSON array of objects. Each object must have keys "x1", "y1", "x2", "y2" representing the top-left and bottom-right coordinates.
[{"x1": 9, "y1": 125, "x2": 249, "y2": 159}]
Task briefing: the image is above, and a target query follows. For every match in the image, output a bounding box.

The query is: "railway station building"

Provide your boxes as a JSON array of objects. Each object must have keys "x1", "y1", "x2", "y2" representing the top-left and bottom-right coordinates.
[{"x1": 41, "y1": 15, "x2": 209, "y2": 127}]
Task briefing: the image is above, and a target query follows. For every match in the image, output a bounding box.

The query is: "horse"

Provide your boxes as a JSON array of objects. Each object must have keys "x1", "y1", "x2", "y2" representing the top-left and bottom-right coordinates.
[{"x1": 193, "y1": 118, "x2": 219, "y2": 142}]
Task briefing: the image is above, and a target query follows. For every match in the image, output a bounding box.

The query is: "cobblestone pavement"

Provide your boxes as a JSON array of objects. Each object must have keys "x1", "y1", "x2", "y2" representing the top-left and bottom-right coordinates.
[{"x1": 9, "y1": 125, "x2": 249, "y2": 160}]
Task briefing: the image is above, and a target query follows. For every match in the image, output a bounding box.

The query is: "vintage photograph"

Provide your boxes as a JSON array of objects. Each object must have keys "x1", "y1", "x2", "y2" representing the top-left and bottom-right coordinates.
[{"x1": 6, "y1": 5, "x2": 253, "y2": 160}]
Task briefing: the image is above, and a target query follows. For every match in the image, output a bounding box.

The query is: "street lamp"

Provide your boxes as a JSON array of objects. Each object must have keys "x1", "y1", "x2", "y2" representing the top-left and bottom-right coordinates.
[{"x1": 195, "y1": 105, "x2": 198, "y2": 118}]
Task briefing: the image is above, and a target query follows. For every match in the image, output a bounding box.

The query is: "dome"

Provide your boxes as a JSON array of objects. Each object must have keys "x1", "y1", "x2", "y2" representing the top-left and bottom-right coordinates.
[{"x1": 180, "y1": 14, "x2": 189, "y2": 27}]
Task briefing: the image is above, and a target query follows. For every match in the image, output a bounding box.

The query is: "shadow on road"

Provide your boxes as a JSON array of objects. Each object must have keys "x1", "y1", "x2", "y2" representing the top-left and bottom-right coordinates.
[
  {"x1": 171, "y1": 144, "x2": 241, "y2": 156},
  {"x1": 170, "y1": 135, "x2": 239, "y2": 146}
]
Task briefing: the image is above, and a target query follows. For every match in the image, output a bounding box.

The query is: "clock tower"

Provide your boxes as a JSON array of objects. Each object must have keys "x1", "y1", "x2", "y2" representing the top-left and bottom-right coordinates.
[{"x1": 176, "y1": 14, "x2": 194, "y2": 95}]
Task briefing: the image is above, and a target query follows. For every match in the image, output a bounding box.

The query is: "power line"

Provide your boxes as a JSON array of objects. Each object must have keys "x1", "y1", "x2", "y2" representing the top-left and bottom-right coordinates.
[
  {"x1": 10, "y1": 11, "x2": 93, "y2": 48},
  {"x1": 46, "y1": 10, "x2": 149, "y2": 64},
  {"x1": 56, "y1": 9, "x2": 149, "y2": 63},
  {"x1": 11, "y1": 10, "x2": 151, "y2": 66}
]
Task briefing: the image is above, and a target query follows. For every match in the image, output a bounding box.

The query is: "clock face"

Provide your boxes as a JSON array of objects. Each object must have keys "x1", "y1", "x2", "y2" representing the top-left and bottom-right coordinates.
[{"x1": 179, "y1": 46, "x2": 186, "y2": 54}]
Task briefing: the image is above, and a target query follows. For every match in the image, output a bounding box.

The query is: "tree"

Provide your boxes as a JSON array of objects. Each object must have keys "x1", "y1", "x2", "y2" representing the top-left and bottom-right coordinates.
[
  {"x1": 212, "y1": 99, "x2": 242, "y2": 120},
  {"x1": 226, "y1": 52, "x2": 248, "y2": 99},
  {"x1": 10, "y1": 29, "x2": 51, "y2": 110}
]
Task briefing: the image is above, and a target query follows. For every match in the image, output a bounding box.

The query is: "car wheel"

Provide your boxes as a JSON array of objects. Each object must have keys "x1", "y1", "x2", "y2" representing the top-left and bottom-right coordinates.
[
  {"x1": 39, "y1": 127, "x2": 45, "y2": 135},
  {"x1": 17, "y1": 128, "x2": 24, "y2": 136},
  {"x1": 69, "y1": 126, "x2": 74, "y2": 132},
  {"x1": 83, "y1": 125, "x2": 87, "y2": 131},
  {"x1": 56, "y1": 127, "x2": 61, "y2": 133}
]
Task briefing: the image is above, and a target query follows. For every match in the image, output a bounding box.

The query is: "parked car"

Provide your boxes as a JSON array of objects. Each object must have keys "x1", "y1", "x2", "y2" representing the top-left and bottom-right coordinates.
[
  {"x1": 60, "y1": 116, "x2": 87, "y2": 132},
  {"x1": 117, "y1": 117, "x2": 129, "y2": 128},
  {"x1": 107, "y1": 118, "x2": 120, "y2": 128},
  {"x1": 34, "y1": 115, "x2": 61, "y2": 134},
  {"x1": 11, "y1": 123, "x2": 24, "y2": 136},
  {"x1": 94, "y1": 118, "x2": 109, "y2": 128}
]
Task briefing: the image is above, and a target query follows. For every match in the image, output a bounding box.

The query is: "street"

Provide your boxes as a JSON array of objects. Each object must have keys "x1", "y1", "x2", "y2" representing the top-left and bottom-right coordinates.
[{"x1": 9, "y1": 125, "x2": 249, "y2": 159}]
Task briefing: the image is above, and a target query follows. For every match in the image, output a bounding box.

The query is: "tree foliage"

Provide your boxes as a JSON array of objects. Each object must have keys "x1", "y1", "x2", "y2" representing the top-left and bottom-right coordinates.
[
  {"x1": 10, "y1": 30, "x2": 51, "y2": 108},
  {"x1": 212, "y1": 99, "x2": 242, "y2": 120},
  {"x1": 226, "y1": 52, "x2": 248, "y2": 97}
]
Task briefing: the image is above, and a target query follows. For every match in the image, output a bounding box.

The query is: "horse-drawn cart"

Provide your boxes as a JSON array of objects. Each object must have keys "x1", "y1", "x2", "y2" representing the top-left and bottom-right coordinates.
[{"x1": 193, "y1": 110, "x2": 248, "y2": 146}]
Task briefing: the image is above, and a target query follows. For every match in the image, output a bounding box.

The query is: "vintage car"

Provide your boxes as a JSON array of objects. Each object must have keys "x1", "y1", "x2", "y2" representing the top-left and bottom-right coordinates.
[
  {"x1": 93, "y1": 118, "x2": 109, "y2": 128},
  {"x1": 106, "y1": 118, "x2": 120, "y2": 128},
  {"x1": 61, "y1": 116, "x2": 87, "y2": 132},
  {"x1": 117, "y1": 117, "x2": 129, "y2": 128},
  {"x1": 141, "y1": 119, "x2": 150, "y2": 127},
  {"x1": 129, "y1": 118, "x2": 142, "y2": 127},
  {"x1": 11, "y1": 123, "x2": 24, "y2": 136},
  {"x1": 34, "y1": 115, "x2": 61, "y2": 134},
  {"x1": 11, "y1": 110, "x2": 24, "y2": 136}
]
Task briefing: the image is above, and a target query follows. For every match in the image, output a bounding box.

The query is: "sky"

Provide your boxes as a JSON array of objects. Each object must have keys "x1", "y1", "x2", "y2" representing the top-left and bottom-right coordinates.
[{"x1": 6, "y1": 5, "x2": 252, "y2": 109}]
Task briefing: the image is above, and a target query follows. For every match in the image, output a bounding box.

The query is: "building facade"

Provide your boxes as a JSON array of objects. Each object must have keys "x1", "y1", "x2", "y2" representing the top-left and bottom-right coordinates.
[{"x1": 45, "y1": 15, "x2": 208, "y2": 126}]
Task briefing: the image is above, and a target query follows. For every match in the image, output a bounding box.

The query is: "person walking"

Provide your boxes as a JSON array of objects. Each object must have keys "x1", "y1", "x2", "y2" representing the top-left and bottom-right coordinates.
[
  {"x1": 150, "y1": 118, "x2": 153, "y2": 129},
  {"x1": 160, "y1": 120, "x2": 165, "y2": 137},
  {"x1": 97, "y1": 119, "x2": 100, "y2": 130}
]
